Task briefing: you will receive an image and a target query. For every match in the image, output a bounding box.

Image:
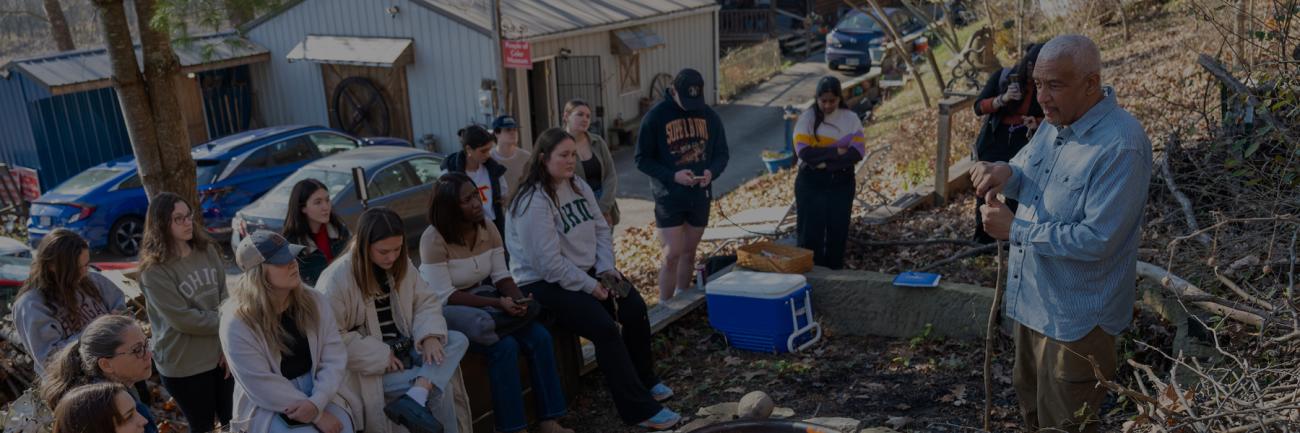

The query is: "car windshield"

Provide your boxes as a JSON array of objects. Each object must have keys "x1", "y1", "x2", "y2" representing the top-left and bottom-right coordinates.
[
  {"x1": 50, "y1": 168, "x2": 123, "y2": 195},
  {"x1": 262, "y1": 169, "x2": 353, "y2": 203},
  {"x1": 838, "y1": 12, "x2": 885, "y2": 33},
  {"x1": 195, "y1": 159, "x2": 227, "y2": 185}
]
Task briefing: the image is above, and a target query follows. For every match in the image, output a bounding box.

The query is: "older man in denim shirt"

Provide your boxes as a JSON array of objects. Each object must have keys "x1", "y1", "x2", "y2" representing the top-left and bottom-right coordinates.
[{"x1": 971, "y1": 35, "x2": 1153, "y2": 432}]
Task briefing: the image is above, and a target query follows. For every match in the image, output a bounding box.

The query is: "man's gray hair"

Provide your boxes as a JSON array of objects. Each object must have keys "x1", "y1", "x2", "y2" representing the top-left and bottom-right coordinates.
[{"x1": 1039, "y1": 34, "x2": 1101, "y2": 79}]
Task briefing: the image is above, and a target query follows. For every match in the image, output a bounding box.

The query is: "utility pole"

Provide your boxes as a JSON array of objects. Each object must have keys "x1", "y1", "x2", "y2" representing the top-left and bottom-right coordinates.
[{"x1": 491, "y1": 0, "x2": 506, "y2": 116}]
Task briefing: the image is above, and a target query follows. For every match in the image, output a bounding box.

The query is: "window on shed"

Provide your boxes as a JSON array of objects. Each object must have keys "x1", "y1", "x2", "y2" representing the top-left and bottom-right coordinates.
[{"x1": 619, "y1": 53, "x2": 641, "y2": 94}]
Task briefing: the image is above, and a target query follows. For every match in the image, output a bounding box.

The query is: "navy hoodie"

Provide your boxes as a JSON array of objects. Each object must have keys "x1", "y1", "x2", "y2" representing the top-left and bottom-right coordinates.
[{"x1": 634, "y1": 91, "x2": 729, "y2": 203}]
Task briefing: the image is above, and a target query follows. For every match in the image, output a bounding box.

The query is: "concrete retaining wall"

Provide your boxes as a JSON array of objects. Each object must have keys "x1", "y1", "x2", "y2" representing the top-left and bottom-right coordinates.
[{"x1": 804, "y1": 267, "x2": 995, "y2": 339}]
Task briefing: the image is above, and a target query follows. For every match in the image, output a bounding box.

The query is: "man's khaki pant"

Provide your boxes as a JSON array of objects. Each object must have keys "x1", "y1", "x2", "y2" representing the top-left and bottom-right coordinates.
[{"x1": 1013, "y1": 324, "x2": 1117, "y2": 433}]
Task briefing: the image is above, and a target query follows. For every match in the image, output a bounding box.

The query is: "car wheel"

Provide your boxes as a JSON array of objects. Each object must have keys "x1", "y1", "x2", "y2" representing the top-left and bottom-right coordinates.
[
  {"x1": 827, "y1": 62, "x2": 838, "y2": 71},
  {"x1": 109, "y1": 216, "x2": 144, "y2": 257}
]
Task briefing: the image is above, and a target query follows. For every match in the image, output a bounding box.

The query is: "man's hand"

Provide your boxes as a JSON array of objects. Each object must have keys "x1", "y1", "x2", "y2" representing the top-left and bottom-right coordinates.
[
  {"x1": 420, "y1": 336, "x2": 446, "y2": 366},
  {"x1": 673, "y1": 170, "x2": 696, "y2": 186},
  {"x1": 697, "y1": 169, "x2": 714, "y2": 187},
  {"x1": 284, "y1": 400, "x2": 319, "y2": 423},
  {"x1": 980, "y1": 192, "x2": 1013, "y2": 241},
  {"x1": 970, "y1": 162, "x2": 1012, "y2": 199},
  {"x1": 313, "y1": 410, "x2": 344, "y2": 433}
]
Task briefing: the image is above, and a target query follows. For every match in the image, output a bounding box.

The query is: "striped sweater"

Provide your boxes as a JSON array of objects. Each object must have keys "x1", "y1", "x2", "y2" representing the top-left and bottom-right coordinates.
[{"x1": 793, "y1": 108, "x2": 866, "y2": 171}]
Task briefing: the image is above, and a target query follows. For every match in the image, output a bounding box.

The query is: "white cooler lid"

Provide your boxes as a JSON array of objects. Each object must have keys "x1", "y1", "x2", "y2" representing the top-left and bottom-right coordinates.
[{"x1": 706, "y1": 271, "x2": 807, "y2": 299}]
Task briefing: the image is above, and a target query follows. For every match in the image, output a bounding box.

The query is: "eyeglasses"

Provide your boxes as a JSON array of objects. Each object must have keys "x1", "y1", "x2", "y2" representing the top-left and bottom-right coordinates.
[
  {"x1": 172, "y1": 213, "x2": 193, "y2": 225},
  {"x1": 109, "y1": 342, "x2": 150, "y2": 360}
]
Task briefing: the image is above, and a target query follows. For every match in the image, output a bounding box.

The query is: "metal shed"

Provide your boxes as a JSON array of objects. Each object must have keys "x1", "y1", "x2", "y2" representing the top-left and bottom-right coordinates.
[
  {"x1": 242, "y1": 0, "x2": 720, "y2": 152},
  {"x1": 0, "y1": 32, "x2": 269, "y2": 191}
]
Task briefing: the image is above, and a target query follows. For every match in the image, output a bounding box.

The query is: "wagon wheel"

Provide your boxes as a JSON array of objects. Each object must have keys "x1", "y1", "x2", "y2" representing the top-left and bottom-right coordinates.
[
  {"x1": 331, "y1": 77, "x2": 391, "y2": 137},
  {"x1": 647, "y1": 73, "x2": 674, "y2": 102}
]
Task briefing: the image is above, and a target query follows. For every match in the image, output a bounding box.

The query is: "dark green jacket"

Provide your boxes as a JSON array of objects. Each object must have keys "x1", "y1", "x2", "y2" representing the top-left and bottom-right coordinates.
[{"x1": 293, "y1": 222, "x2": 350, "y2": 287}]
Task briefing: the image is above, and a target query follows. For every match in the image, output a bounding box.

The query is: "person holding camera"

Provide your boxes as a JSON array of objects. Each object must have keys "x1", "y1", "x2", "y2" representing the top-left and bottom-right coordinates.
[
  {"x1": 972, "y1": 43, "x2": 1045, "y2": 244},
  {"x1": 635, "y1": 68, "x2": 729, "y2": 302},
  {"x1": 315, "y1": 208, "x2": 472, "y2": 433},
  {"x1": 420, "y1": 172, "x2": 572, "y2": 433},
  {"x1": 221, "y1": 231, "x2": 352, "y2": 433},
  {"x1": 509, "y1": 128, "x2": 681, "y2": 430}
]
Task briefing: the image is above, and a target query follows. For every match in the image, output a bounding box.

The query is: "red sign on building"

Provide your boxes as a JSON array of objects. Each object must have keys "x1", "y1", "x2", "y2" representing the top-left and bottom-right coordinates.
[{"x1": 502, "y1": 40, "x2": 532, "y2": 70}]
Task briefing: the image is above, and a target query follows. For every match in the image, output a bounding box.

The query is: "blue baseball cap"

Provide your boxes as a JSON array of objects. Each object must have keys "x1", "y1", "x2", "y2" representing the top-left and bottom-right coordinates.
[
  {"x1": 236, "y1": 230, "x2": 304, "y2": 272},
  {"x1": 491, "y1": 115, "x2": 519, "y2": 132},
  {"x1": 672, "y1": 68, "x2": 707, "y2": 112}
]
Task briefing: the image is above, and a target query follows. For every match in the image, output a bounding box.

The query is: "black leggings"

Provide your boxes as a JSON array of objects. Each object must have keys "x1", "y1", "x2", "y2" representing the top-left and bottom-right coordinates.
[
  {"x1": 160, "y1": 367, "x2": 234, "y2": 432},
  {"x1": 522, "y1": 280, "x2": 662, "y2": 424},
  {"x1": 795, "y1": 167, "x2": 856, "y2": 269}
]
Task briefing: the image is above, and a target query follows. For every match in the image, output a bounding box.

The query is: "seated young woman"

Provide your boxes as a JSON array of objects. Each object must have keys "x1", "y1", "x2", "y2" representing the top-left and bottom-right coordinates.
[
  {"x1": 51, "y1": 382, "x2": 150, "y2": 433},
  {"x1": 40, "y1": 315, "x2": 159, "y2": 433},
  {"x1": 419, "y1": 172, "x2": 572, "y2": 433},
  {"x1": 315, "y1": 207, "x2": 472, "y2": 433},
  {"x1": 221, "y1": 230, "x2": 352, "y2": 433},
  {"x1": 506, "y1": 128, "x2": 680, "y2": 430}
]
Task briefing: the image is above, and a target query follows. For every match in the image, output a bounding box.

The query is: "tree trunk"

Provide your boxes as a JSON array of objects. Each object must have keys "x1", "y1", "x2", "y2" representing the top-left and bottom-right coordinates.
[
  {"x1": 91, "y1": 0, "x2": 199, "y2": 209},
  {"x1": 42, "y1": 0, "x2": 75, "y2": 51}
]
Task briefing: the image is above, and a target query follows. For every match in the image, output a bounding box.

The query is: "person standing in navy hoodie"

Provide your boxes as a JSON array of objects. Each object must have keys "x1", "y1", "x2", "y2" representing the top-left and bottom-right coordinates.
[{"x1": 635, "y1": 68, "x2": 729, "y2": 303}]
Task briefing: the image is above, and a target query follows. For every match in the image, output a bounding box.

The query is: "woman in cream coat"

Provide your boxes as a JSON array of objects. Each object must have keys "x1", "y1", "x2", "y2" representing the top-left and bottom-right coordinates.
[
  {"x1": 316, "y1": 208, "x2": 472, "y2": 433},
  {"x1": 220, "y1": 230, "x2": 351, "y2": 433}
]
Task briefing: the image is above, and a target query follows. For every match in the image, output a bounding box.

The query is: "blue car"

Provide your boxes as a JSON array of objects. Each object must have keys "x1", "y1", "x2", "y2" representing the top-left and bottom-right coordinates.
[
  {"x1": 825, "y1": 7, "x2": 937, "y2": 71},
  {"x1": 27, "y1": 126, "x2": 410, "y2": 256}
]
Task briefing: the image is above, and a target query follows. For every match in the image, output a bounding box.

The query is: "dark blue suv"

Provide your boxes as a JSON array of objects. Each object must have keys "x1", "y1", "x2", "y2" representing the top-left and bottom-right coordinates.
[
  {"x1": 27, "y1": 125, "x2": 409, "y2": 256},
  {"x1": 825, "y1": 7, "x2": 935, "y2": 71}
]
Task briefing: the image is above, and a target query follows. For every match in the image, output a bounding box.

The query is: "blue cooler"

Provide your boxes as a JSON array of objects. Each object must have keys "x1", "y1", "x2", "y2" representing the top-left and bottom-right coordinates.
[{"x1": 706, "y1": 271, "x2": 822, "y2": 353}]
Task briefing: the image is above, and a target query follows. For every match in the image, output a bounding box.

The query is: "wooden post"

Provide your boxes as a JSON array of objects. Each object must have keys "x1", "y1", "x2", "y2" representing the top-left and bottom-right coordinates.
[
  {"x1": 935, "y1": 95, "x2": 975, "y2": 206},
  {"x1": 846, "y1": 0, "x2": 932, "y2": 108}
]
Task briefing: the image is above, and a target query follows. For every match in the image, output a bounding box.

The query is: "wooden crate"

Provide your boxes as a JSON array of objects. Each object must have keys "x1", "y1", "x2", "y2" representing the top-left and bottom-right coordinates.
[{"x1": 737, "y1": 242, "x2": 813, "y2": 274}]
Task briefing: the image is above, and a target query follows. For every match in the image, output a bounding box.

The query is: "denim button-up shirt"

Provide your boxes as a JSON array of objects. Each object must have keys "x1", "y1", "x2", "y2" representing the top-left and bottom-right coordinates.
[{"x1": 1002, "y1": 87, "x2": 1153, "y2": 342}]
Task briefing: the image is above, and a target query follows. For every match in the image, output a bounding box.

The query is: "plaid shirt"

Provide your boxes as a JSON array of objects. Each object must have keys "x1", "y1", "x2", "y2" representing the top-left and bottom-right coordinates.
[{"x1": 1002, "y1": 87, "x2": 1153, "y2": 342}]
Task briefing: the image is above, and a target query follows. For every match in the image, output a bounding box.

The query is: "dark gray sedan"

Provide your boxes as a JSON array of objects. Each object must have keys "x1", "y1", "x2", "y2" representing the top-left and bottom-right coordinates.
[{"x1": 230, "y1": 146, "x2": 446, "y2": 249}]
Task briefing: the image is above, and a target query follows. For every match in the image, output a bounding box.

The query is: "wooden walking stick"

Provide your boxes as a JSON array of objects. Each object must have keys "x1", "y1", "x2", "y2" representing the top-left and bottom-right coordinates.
[{"x1": 983, "y1": 239, "x2": 1005, "y2": 431}]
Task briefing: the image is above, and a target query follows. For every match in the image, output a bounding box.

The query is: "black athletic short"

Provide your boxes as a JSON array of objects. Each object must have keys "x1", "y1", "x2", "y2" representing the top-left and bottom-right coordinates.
[{"x1": 654, "y1": 197, "x2": 710, "y2": 228}]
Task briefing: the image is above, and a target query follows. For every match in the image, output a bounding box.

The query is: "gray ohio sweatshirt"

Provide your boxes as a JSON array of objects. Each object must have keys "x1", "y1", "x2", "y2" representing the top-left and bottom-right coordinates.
[
  {"x1": 506, "y1": 179, "x2": 614, "y2": 293},
  {"x1": 139, "y1": 244, "x2": 227, "y2": 377},
  {"x1": 13, "y1": 272, "x2": 127, "y2": 375}
]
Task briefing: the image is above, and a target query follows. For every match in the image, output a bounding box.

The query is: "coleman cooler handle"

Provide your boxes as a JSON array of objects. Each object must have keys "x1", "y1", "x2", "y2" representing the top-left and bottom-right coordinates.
[{"x1": 786, "y1": 290, "x2": 822, "y2": 352}]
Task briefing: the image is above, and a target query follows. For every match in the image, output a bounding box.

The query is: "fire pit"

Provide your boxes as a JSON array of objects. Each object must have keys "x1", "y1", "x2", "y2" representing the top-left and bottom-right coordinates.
[{"x1": 692, "y1": 420, "x2": 843, "y2": 433}]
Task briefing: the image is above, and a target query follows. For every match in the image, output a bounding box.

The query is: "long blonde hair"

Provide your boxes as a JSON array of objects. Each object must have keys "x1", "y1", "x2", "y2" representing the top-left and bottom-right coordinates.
[{"x1": 231, "y1": 265, "x2": 320, "y2": 355}]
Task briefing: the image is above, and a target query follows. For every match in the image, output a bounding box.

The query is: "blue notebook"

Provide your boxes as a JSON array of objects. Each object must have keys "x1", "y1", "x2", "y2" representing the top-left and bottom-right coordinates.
[{"x1": 893, "y1": 272, "x2": 942, "y2": 288}]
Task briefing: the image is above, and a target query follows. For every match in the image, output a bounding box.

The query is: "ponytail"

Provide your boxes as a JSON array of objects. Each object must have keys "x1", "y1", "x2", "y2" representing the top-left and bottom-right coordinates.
[
  {"x1": 37, "y1": 315, "x2": 137, "y2": 409},
  {"x1": 40, "y1": 341, "x2": 93, "y2": 409}
]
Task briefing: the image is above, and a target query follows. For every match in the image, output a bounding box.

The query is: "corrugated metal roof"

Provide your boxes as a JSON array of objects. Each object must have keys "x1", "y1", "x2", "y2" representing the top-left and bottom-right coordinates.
[
  {"x1": 286, "y1": 36, "x2": 414, "y2": 68},
  {"x1": 420, "y1": 0, "x2": 717, "y2": 40},
  {"x1": 0, "y1": 31, "x2": 268, "y2": 94}
]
